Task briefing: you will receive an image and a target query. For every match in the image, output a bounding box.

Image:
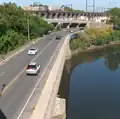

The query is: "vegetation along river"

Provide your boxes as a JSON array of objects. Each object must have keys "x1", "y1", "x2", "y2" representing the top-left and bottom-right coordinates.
[{"x1": 60, "y1": 44, "x2": 120, "y2": 119}]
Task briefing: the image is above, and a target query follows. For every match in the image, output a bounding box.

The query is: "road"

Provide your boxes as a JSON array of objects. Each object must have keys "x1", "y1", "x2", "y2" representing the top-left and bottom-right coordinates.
[{"x1": 0, "y1": 30, "x2": 71, "y2": 119}]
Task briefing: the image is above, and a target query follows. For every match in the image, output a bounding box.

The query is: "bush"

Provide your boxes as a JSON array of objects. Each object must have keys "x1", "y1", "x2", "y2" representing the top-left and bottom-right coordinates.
[
  {"x1": 70, "y1": 28, "x2": 120, "y2": 51},
  {"x1": 0, "y1": 3, "x2": 54, "y2": 54}
]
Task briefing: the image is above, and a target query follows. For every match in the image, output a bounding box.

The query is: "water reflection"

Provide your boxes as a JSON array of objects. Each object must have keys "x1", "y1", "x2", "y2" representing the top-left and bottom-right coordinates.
[
  {"x1": 105, "y1": 52, "x2": 120, "y2": 71},
  {"x1": 70, "y1": 45, "x2": 120, "y2": 73},
  {"x1": 62, "y1": 45, "x2": 120, "y2": 119}
]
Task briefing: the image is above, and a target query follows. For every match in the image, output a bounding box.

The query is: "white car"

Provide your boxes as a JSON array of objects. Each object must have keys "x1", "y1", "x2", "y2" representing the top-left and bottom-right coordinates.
[
  {"x1": 28, "y1": 48, "x2": 38, "y2": 55},
  {"x1": 26, "y1": 62, "x2": 40, "y2": 75}
]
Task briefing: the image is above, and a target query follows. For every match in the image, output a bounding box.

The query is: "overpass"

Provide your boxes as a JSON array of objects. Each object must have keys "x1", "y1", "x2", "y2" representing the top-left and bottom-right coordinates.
[
  {"x1": 45, "y1": 19, "x2": 108, "y2": 29},
  {"x1": 28, "y1": 10, "x2": 108, "y2": 20},
  {"x1": 26, "y1": 10, "x2": 109, "y2": 28}
]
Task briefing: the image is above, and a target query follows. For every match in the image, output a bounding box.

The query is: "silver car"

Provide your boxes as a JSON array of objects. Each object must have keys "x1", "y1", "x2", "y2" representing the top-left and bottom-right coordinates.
[{"x1": 26, "y1": 62, "x2": 40, "y2": 75}]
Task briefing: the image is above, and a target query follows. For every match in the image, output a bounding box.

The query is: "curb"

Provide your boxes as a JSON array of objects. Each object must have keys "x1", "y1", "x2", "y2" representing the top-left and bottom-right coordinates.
[{"x1": 0, "y1": 38, "x2": 41, "y2": 66}]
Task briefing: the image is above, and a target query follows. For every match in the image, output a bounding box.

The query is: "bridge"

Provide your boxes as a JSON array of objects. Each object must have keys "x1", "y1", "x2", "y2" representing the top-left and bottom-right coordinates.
[
  {"x1": 29, "y1": 10, "x2": 108, "y2": 19},
  {"x1": 27, "y1": 10, "x2": 109, "y2": 28},
  {"x1": 0, "y1": 30, "x2": 78, "y2": 119},
  {"x1": 0, "y1": 24, "x2": 109, "y2": 119}
]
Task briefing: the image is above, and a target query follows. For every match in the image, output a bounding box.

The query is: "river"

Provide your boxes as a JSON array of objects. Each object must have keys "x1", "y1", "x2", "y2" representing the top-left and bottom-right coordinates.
[{"x1": 59, "y1": 45, "x2": 120, "y2": 119}]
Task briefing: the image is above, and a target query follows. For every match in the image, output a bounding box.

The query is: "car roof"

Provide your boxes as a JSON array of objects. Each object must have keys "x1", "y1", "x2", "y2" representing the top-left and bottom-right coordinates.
[
  {"x1": 30, "y1": 47, "x2": 37, "y2": 50},
  {"x1": 28, "y1": 62, "x2": 37, "y2": 65}
]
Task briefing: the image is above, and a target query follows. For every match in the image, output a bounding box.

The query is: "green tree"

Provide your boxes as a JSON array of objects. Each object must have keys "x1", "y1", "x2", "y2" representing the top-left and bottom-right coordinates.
[
  {"x1": 108, "y1": 8, "x2": 120, "y2": 25},
  {"x1": 0, "y1": 2, "x2": 54, "y2": 54}
]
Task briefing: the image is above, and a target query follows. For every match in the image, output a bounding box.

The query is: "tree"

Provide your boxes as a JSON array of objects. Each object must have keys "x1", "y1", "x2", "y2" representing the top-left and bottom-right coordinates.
[
  {"x1": 108, "y1": 8, "x2": 120, "y2": 25},
  {"x1": 0, "y1": 2, "x2": 54, "y2": 54}
]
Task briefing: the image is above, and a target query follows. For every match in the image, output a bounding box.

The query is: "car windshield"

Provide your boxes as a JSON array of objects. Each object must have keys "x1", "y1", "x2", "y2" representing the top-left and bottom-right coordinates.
[
  {"x1": 30, "y1": 48, "x2": 36, "y2": 50},
  {"x1": 27, "y1": 65, "x2": 36, "y2": 69},
  {"x1": 56, "y1": 36, "x2": 61, "y2": 38}
]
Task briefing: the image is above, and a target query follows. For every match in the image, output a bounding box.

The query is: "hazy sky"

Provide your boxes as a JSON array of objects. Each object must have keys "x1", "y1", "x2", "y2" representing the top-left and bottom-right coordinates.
[{"x1": 0, "y1": 0, "x2": 119, "y2": 11}]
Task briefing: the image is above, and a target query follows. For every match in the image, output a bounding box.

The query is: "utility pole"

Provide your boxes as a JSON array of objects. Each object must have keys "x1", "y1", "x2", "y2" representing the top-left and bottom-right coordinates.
[
  {"x1": 27, "y1": 16, "x2": 30, "y2": 41},
  {"x1": 86, "y1": 0, "x2": 96, "y2": 12},
  {"x1": 93, "y1": 0, "x2": 95, "y2": 12},
  {"x1": 86, "y1": 0, "x2": 88, "y2": 12},
  {"x1": 71, "y1": 4, "x2": 72, "y2": 11}
]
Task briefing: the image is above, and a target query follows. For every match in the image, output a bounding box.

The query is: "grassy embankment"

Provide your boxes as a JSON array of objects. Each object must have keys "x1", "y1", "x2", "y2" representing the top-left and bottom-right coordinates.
[{"x1": 69, "y1": 28, "x2": 120, "y2": 53}]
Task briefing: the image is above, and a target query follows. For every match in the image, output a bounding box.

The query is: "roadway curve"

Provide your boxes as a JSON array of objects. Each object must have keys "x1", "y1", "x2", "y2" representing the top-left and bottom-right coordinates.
[{"x1": 0, "y1": 30, "x2": 73, "y2": 119}]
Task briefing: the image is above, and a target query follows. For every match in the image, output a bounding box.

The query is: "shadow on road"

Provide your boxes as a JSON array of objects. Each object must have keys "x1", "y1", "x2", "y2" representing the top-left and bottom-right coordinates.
[{"x1": 0, "y1": 109, "x2": 7, "y2": 119}]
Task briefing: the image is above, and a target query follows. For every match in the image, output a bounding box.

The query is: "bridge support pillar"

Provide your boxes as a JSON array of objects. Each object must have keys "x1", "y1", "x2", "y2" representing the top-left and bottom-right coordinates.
[
  {"x1": 55, "y1": 22, "x2": 61, "y2": 29},
  {"x1": 43, "y1": 13, "x2": 47, "y2": 19},
  {"x1": 49, "y1": 13, "x2": 53, "y2": 19},
  {"x1": 67, "y1": 23, "x2": 71, "y2": 29},
  {"x1": 52, "y1": 97, "x2": 66, "y2": 119},
  {"x1": 86, "y1": 23, "x2": 90, "y2": 28},
  {"x1": 54, "y1": 13, "x2": 58, "y2": 19},
  {"x1": 65, "y1": 14, "x2": 68, "y2": 18},
  {"x1": 77, "y1": 23, "x2": 80, "y2": 28}
]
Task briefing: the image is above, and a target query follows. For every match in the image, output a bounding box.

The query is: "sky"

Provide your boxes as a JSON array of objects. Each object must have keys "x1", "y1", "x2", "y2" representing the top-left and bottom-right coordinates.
[{"x1": 0, "y1": 0, "x2": 119, "y2": 11}]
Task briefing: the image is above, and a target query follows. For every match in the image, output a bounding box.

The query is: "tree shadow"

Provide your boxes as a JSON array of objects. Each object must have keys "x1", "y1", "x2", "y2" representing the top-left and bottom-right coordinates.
[{"x1": 0, "y1": 109, "x2": 7, "y2": 119}]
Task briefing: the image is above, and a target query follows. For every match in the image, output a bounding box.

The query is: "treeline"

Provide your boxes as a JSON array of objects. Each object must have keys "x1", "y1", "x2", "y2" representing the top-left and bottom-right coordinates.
[{"x1": 0, "y1": 3, "x2": 54, "y2": 54}]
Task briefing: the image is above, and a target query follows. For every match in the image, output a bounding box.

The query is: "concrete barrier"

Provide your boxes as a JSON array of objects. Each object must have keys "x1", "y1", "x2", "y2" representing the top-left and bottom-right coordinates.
[
  {"x1": 30, "y1": 34, "x2": 69, "y2": 119},
  {"x1": 30, "y1": 31, "x2": 81, "y2": 119}
]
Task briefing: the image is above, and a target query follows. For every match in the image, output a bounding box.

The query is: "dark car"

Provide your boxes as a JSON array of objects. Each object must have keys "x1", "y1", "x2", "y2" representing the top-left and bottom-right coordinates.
[{"x1": 55, "y1": 36, "x2": 61, "y2": 40}]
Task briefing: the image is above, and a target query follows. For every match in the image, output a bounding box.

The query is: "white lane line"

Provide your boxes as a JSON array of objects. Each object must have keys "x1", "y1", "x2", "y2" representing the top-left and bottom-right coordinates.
[
  {"x1": 17, "y1": 36, "x2": 64, "y2": 119},
  {"x1": 0, "y1": 72, "x2": 5, "y2": 77},
  {"x1": 0, "y1": 37, "x2": 44, "y2": 66},
  {"x1": 2, "y1": 40, "x2": 53, "y2": 95}
]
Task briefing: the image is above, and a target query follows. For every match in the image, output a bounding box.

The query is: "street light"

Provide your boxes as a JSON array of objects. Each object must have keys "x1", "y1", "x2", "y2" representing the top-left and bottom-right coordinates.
[{"x1": 27, "y1": 16, "x2": 30, "y2": 41}]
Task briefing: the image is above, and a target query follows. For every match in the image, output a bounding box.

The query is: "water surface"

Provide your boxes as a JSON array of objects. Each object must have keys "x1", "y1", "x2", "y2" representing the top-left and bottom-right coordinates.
[{"x1": 67, "y1": 45, "x2": 120, "y2": 119}]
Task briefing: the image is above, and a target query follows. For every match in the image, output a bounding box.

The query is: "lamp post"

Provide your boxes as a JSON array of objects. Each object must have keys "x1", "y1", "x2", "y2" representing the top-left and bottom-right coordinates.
[{"x1": 27, "y1": 16, "x2": 30, "y2": 41}]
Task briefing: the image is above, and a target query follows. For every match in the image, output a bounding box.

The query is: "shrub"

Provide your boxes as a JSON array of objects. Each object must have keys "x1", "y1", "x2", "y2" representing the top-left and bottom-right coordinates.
[{"x1": 0, "y1": 3, "x2": 54, "y2": 54}]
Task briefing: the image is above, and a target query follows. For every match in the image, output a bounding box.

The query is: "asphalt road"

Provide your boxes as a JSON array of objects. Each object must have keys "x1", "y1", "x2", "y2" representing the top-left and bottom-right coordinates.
[{"x1": 0, "y1": 30, "x2": 70, "y2": 119}]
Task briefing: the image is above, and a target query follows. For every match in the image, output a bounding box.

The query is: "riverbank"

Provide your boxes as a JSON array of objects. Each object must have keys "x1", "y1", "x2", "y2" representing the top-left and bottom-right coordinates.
[
  {"x1": 70, "y1": 28, "x2": 120, "y2": 56},
  {"x1": 71, "y1": 41, "x2": 120, "y2": 56}
]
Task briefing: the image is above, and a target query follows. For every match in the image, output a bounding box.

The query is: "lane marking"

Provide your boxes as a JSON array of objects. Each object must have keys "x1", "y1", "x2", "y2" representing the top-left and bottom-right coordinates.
[
  {"x1": 17, "y1": 36, "x2": 65, "y2": 119},
  {"x1": 0, "y1": 72, "x2": 5, "y2": 77},
  {"x1": 0, "y1": 37, "x2": 46, "y2": 66},
  {"x1": 2, "y1": 40, "x2": 53, "y2": 95}
]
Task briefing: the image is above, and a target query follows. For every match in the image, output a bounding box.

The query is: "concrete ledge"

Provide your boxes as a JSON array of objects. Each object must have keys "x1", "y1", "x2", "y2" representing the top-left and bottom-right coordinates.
[{"x1": 52, "y1": 97, "x2": 66, "y2": 119}]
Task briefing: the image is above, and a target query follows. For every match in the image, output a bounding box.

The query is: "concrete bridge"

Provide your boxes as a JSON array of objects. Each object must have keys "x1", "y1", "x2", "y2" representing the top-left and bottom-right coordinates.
[
  {"x1": 28, "y1": 28, "x2": 111, "y2": 119},
  {"x1": 27, "y1": 10, "x2": 109, "y2": 28},
  {"x1": 29, "y1": 10, "x2": 108, "y2": 19},
  {"x1": 29, "y1": 32, "x2": 72, "y2": 119},
  {"x1": 28, "y1": 30, "x2": 109, "y2": 119},
  {"x1": 45, "y1": 18, "x2": 108, "y2": 28}
]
